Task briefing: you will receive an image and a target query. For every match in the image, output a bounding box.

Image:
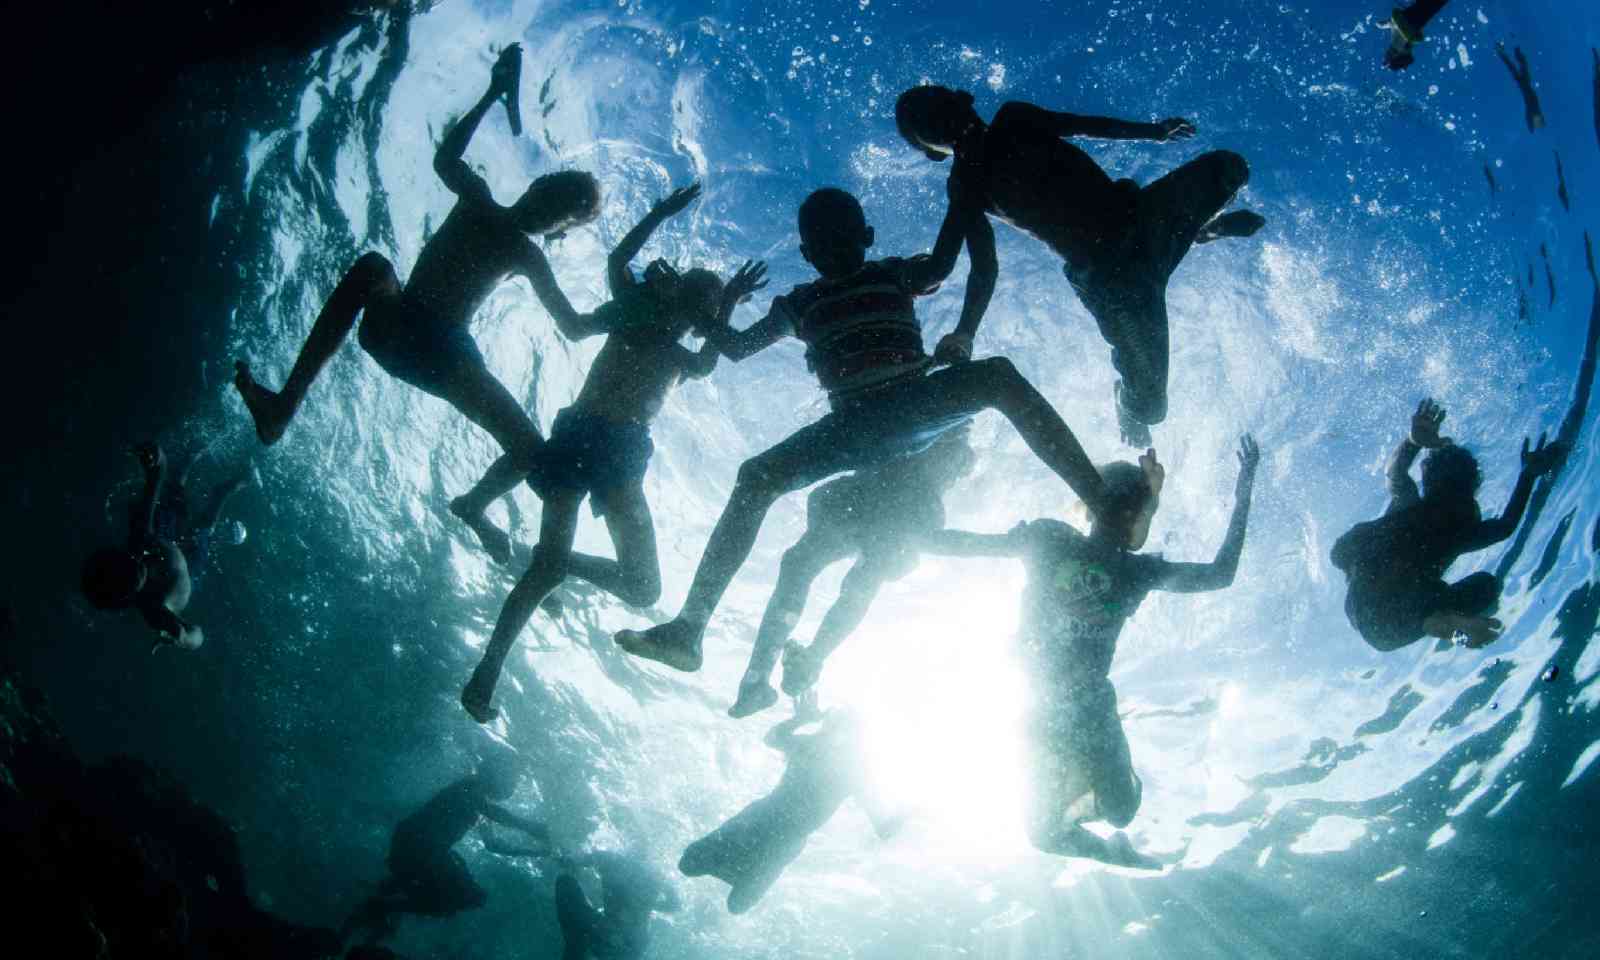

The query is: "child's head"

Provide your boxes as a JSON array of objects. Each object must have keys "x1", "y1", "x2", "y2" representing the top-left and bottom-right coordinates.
[
  {"x1": 798, "y1": 188, "x2": 875, "y2": 277},
  {"x1": 1421, "y1": 444, "x2": 1482, "y2": 502},
  {"x1": 1092, "y1": 461, "x2": 1159, "y2": 549},
  {"x1": 513, "y1": 170, "x2": 601, "y2": 238},
  {"x1": 80, "y1": 548, "x2": 145, "y2": 610},
  {"x1": 895, "y1": 85, "x2": 979, "y2": 160},
  {"x1": 643, "y1": 261, "x2": 725, "y2": 336}
]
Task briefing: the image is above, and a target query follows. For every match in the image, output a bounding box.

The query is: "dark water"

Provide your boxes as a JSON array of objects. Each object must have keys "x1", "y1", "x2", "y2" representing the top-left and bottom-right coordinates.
[{"x1": 6, "y1": 1, "x2": 1599, "y2": 957}]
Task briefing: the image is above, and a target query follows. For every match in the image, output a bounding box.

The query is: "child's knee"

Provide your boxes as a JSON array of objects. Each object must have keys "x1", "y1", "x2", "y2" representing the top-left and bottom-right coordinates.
[
  {"x1": 734, "y1": 457, "x2": 787, "y2": 500},
  {"x1": 1209, "y1": 150, "x2": 1250, "y2": 192},
  {"x1": 353, "y1": 251, "x2": 397, "y2": 286},
  {"x1": 529, "y1": 544, "x2": 572, "y2": 580},
  {"x1": 1097, "y1": 780, "x2": 1140, "y2": 829}
]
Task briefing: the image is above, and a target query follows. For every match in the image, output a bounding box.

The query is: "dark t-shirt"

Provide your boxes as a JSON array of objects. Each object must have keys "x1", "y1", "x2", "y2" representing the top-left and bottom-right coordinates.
[
  {"x1": 770, "y1": 257, "x2": 938, "y2": 404},
  {"x1": 1012, "y1": 520, "x2": 1171, "y2": 684}
]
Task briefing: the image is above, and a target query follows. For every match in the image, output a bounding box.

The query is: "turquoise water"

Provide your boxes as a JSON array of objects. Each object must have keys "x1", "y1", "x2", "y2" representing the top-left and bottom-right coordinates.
[{"x1": 52, "y1": 0, "x2": 1600, "y2": 956}]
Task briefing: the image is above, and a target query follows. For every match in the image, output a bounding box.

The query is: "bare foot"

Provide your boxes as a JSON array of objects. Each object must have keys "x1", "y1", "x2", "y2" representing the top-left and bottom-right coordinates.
[
  {"x1": 233, "y1": 361, "x2": 291, "y2": 445},
  {"x1": 728, "y1": 676, "x2": 778, "y2": 719},
  {"x1": 780, "y1": 641, "x2": 823, "y2": 697},
  {"x1": 450, "y1": 496, "x2": 512, "y2": 564},
  {"x1": 1457, "y1": 615, "x2": 1504, "y2": 649},
  {"x1": 1196, "y1": 209, "x2": 1267, "y2": 245},
  {"x1": 1115, "y1": 384, "x2": 1153, "y2": 448},
  {"x1": 461, "y1": 672, "x2": 498, "y2": 724},
  {"x1": 615, "y1": 619, "x2": 704, "y2": 672}
]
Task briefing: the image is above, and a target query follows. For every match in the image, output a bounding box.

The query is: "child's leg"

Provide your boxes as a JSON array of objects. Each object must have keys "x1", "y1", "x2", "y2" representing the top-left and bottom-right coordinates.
[
  {"x1": 562, "y1": 482, "x2": 662, "y2": 608},
  {"x1": 461, "y1": 491, "x2": 584, "y2": 723},
  {"x1": 235, "y1": 252, "x2": 400, "y2": 445},
  {"x1": 733, "y1": 532, "x2": 849, "y2": 718},
  {"x1": 444, "y1": 366, "x2": 548, "y2": 564},
  {"x1": 781, "y1": 557, "x2": 891, "y2": 697},
  {"x1": 1422, "y1": 572, "x2": 1504, "y2": 648},
  {"x1": 1406, "y1": 0, "x2": 1449, "y2": 32},
  {"x1": 194, "y1": 470, "x2": 253, "y2": 533},
  {"x1": 914, "y1": 357, "x2": 1105, "y2": 507},
  {"x1": 1075, "y1": 679, "x2": 1139, "y2": 828},
  {"x1": 616, "y1": 420, "x2": 862, "y2": 671},
  {"x1": 1138, "y1": 150, "x2": 1251, "y2": 278},
  {"x1": 555, "y1": 874, "x2": 600, "y2": 960}
]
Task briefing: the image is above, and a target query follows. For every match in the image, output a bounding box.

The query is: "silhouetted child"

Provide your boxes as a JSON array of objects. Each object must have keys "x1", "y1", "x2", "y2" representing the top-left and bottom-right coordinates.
[
  {"x1": 1495, "y1": 43, "x2": 1546, "y2": 133},
  {"x1": 680, "y1": 696, "x2": 901, "y2": 913},
  {"x1": 730, "y1": 426, "x2": 975, "y2": 718},
  {"x1": 553, "y1": 850, "x2": 680, "y2": 960},
  {"x1": 460, "y1": 184, "x2": 768, "y2": 722},
  {"x1": 894, "y1": 85, "x2": 1265, "y2": 446},
  {"x1": 80, "y1": 442, "x2": 252, "y2": 651},
  {"x1": 342, "y1": 758, "x2": 550, "y2": 945},
  {"x1": 1332, "y1": 400, "x2": 1566, "y2": 651},
  {"x1": 1383, "y1": 1, "x2": 1449, "y2": 70},
  {"x1": 616, "y1": 186, "x2": 1112, "y2": 673},
  {"x1": 924, "y1": 437, "x2": 1259, "y2": 867},
  {"x1": 232, "y1": 44, "x2": 602, "y2": 560}
]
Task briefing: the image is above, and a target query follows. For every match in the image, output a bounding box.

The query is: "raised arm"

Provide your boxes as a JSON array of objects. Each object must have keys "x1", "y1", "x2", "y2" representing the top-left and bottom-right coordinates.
[
  {"x1": 518, "y1": 241, "x2": 615, "y2": 340},
  {"x1": 130, "y1": 443, "x2": 166, "y2": 542},
  {"x1": 929, "y1": 165, "x2": 999, "y2": 364},
  {"x1": 1152, "y1": 435, "x2": 1260, "y2": 594},
  {"x1": 1389, "y1": 398, "x2": 1452, "y2": 509},
  {"x1": 480, "y1": 801, "x2": 553, "y2": 847},
  {"x1": 900, "y1": 174, "x2": 980, "y2": 297},
  {"x1": 993, "y1": 100, "x2": 1194, "y2": 143},
  {"x1": 608, "y1": 183, "x2": 702, "y2": 294},
  {"x1": 433, "y1": 46, "x2": 520, "y2": 201},
  {"x1": 1463, "y1": 434, "x2": 1568, "y2": 549},
  {"x1": 920, "y1": 527, "x2": 1025, "y2": 558}
]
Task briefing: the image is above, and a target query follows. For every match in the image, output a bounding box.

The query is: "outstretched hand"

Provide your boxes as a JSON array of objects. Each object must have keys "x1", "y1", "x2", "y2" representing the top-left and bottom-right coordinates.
[
  {"x1": 491, "y1": 44, "x2": 522, "y2": 92},
  {"x1": 1410, "y1": 398, "x2": 1451, "y2": 448},
  {"x1": 1236, "y1": 433, "x2": 1260, "y2": 480},
  {"x1": 654, "y1": 182, "x2": 703, "y2": 219},
  {"x1": 1520, "y1": 433, "x2": 1569, "y2": 477},
  {"x1": 1158, "y1": 118, "x2": 1196, "y2": 141},
  {"x1": 933, "y1": 332, "x2": 973, "y2": 365},
  {"x1": 724, "y1": 259, "x2": 768, "y2": 305},
  {"x1": 1139, "y1": 447, "x2": 1165, "y2": 498}
]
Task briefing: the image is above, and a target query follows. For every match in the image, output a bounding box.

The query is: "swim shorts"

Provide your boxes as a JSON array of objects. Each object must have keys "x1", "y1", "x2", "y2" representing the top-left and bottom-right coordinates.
[{"x1": 536, "y1": 406, "x2": 654, "y2": 516}]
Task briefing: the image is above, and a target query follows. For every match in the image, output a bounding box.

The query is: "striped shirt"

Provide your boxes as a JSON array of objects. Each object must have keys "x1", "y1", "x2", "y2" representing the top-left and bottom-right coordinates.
[{"x1": 771, "y1": 257, "x2": 939, "y2": 405}]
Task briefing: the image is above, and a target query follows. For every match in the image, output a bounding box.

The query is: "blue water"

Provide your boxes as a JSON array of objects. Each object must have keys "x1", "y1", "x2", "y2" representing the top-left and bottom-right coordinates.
[{"x1": 58, "y1": 0, "x2": 1600, "y2": 956}]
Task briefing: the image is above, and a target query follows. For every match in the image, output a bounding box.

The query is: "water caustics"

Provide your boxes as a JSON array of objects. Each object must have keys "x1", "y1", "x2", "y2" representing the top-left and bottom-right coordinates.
[{"x1": 213, "y1": 0, "x2": 1600, "y2": 957}]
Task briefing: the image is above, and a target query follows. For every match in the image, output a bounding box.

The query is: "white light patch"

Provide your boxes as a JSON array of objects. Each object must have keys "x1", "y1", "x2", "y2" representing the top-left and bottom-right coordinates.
[
  {"x1": 1289, "y1": 815, "x2": 1366, "y2": 854},
  {"x1": 829, "y1": 565, "x2": 1030, "y2": 856},
  {"x1": 1376, "y1": 865, "x2": 1407, "y2": 883},
  {"x1": 1561, "y1": 740, "x2": 1600, "y2": 788},
  {"x1": 1426, "y1": 824, "x2": 1455, "y2": 850}
]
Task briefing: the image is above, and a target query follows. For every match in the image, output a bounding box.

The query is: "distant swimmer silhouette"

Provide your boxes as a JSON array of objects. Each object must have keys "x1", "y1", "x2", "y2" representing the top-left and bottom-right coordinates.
[
  {"x1": 730, "y1": 426, "x2": 975, "y2": 718},
  {"x1": 614, "y1": 185, "x2": 1111, "y2": 673},
  {"x1": 342, "y1": 757, "x2": 550, "y2": 945},
  {"x1": 680, "y1": 696, "x2": 902, "y2": 913},
  {"x1": 80, "y1": 441, "x2": 253, "y2": 652},
  {"x1": 552, "y1": 850, "x2": 681, "y2": 960},
  {"x1": 460, "y1": 183, "x2": 769, "y2": 723},
  {"x1": 1382, "y1": 1, "x2": 1449, "y2": 71},
  {"x1": 1495, "y1": 42, "x2": 1546, "y2": 133},
  {"x1": 925, "y1": 437, "x2": 1259, "y2": 867},
  {"x1": 1331, "y1": 399, "x2": 1567, "y2": 651},
  {"x1": 231, "y1": 44, "x2": 601, "y2": 561},
  {"x1": 894, "y1": 84, "x2": 1264, "y2": 446}
]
